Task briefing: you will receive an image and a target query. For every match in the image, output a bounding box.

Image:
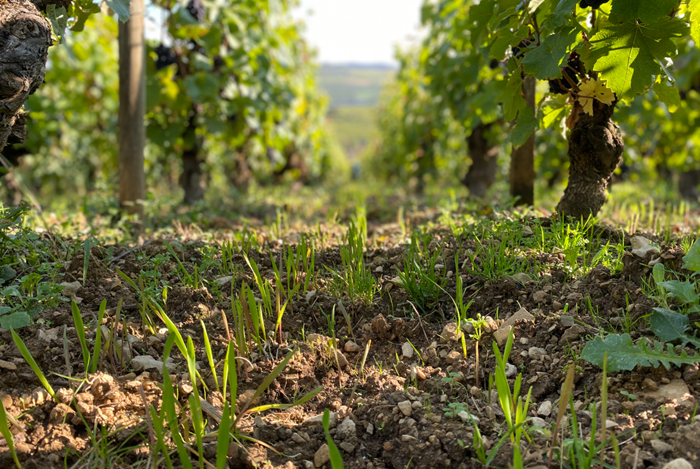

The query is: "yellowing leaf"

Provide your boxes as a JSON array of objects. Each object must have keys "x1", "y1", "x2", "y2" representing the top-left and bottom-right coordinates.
[{"x1": 577, "y1": 78, "x2": 615, "y2": 115}]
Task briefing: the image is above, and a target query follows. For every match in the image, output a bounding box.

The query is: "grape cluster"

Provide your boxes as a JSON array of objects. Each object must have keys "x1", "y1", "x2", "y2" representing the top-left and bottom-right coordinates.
[
  {"x1": 186, "y1": 0, "x2": 206, "y2": 22},
  {"x1": 578, "y1": 0, "x2": 610, "y2": 9},
  {"x1": 155, "y1": 44, "x2": 177, "y2": 70},
  {"x1": 511, "y1": 37, "x2": 533, "y2": 59},
  {"x1": 548, "y1": 51, "x2": 584, "y2": 95}
]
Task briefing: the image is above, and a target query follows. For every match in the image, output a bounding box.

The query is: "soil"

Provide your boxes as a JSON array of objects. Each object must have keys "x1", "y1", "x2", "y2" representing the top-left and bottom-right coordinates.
[{"x1": 1, "y1": 212, "x2": 699, "y2": 469}]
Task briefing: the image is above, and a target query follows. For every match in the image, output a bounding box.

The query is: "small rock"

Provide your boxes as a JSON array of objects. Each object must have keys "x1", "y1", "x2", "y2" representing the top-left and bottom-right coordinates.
[
  {"x1": 214, "y1": 276, "x2": 233, "y2": 286},
  {"x1": 559, "y1": 325, "x2": 586, "y2": 345},
  {"x1": 59, "y1": 281, "x2": 82, "y2": 298},
  {"x1": 383, "y1": 441, "x2": 394, "y2": 451},
  {"x1": 50, "y1": 403, "x2": 76, "y2": 424},
  {"x1": 494, "y1": 308, "x2": 535, "y2": 346},
  {"x1": 366, "y1": 423, "x2": 374, "y2": 435},
  {"x1": 0, "y1": 359, "x2": 17, "y2": 370},
  {"x1": 566, "y1": 292, "x2": 583, "y2": 302},
  {"x1": 292, "y1": 433, "x2": 306, "y2": 444},
  {"x1": 131, "y1": 355, "x2": 176, "y2": 372},
  {"x1": 411, "y1": 400, "x2": 422, "y2": 410},
  {"x1": 552, "y1": 301, "x2": 562, "y2": 310},
  {"x1": 530, "y1": 417, "x2": 547, "y2": 429},
  {"x1": 374, "y1": 266, "x2": 384, "y2": 273},
  {"x1": 305, "y1": 290, "x2": 317, "y2": 302},
  {"x1": 314, "y1": 444, "x2": 330, "y2": 467},
  {"x1": 537, "y1": 401, "x2": 553, "y2": 417},
  {"x1": 631, "y1": 236, "x2": 660, "y2": 259},
  {"x1": 0, "y1": 393, "x2": 12, "y2": 408},
  {"x1": 532, "y1": 291, "x2": 548, "y2": 303},
  {"x1": 446, "y1": 350, "x2": 461, "y2": 365},
  {"x1": 339, "y1": 442, "x2": 356, "y2": 453},
  {"x1": 642, "y1": 378, "x2": 658, "y2": 392},
  {"x1": 523, "y1": 226, "x2": 534, "y2": 237},
  {"x1": 333, "y1": 350, "x2": 348, "y2": 368},
  {"x1": 643, "y1": 379, "x2": 695, "y2": 409},
  {"x1": 512, "y1": 273, "x2": 533, "y2": 285},
  {"x1": 401, "y1": 434, "x2": 417, "y2": 442},
  {"x1": 651, "y1": 440, "x2": 673, "y2": 453},
  {"x1": 32, "y1": 388, "x2": 49, "y2": 406},
  {"x1": 493, "y1": 326, "x2": 513, "y2": 348},
  {"x1": 441, "y1": 322, "x2": 460, "y2": 343},
  {"x1": 529, "y1": 347, "x2": 547, "y2": 360},
  {"x1": 505, "y1": 363, "x2": 517, "y2": 378},
  {"x1": 560, "y1": 315, "x2": 575, "y2": 328},
  {"x1": 402, "y1": 342, "x2": 414, "y2": 359},
  {"x1": 662, "y1": 459, "x2": 693, "y2": 469},
  {"x1": 304, "y1": 412, "x2": 338, "y2": 428},
  {"x1": 304, "y1": 462, "x2": 314, "y2": 469},
  {"x1": 344, "y1": 341, "x2": 361, "y2": 353},
  {"x1": 336, "y1": 417, "x2": 356, "y2": 440},
  {"x1": 457, "y1": 410, "x2": 480, "y2": 425},
  {"x1": 397, "y1": 400, "x2": 412, "y2": 416}
]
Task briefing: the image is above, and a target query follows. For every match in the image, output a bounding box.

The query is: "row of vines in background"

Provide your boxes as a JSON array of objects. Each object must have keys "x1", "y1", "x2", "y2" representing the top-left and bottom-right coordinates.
[
  {"x1": 366, "y1": 0, "x2": 700, "y2": 206},
  {"x1": 4, "y1": 0, "x2": 345, "y2": 206}
]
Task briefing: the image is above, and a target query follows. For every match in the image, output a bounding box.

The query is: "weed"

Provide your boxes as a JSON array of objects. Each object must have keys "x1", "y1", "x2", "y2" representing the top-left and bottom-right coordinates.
[{"x1": 327, "y1": 221, "x2": 376, "y2": 305}]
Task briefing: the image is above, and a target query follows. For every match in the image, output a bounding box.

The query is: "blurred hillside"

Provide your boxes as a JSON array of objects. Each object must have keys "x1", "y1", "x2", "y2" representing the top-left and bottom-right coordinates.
[{"x1": 318, "y1": 64, "x2": 394, "y2": 159}]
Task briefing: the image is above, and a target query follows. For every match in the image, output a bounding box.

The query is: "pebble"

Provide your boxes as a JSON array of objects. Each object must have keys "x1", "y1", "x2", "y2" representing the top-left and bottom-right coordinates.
[
  {"x1": 336, "y1": 417, "x2": 356, "y2": 440},
  {"x1": 383, "y1": 441, "x2": 394, "y2": 451},
  {"x1": 532, "y1": 291, "x2": 548, "y2": 303},
  {"x1": 530, "y1": 417, "x2": 547, "y2": 428},
  {"x1": 131, "y1": 355, "x2": 177, "y2": 372},
  {"x1": 366, "y1": 423, "x2": 374, "y2": 435},
  {"x1": 333, "y1": 350, "x2": 348, "y2": 368},
  {"x1": 631, "y1": 236, "x2": 660, "y2": 259},
  {"x1": 505, "y1": 363, "x2": 517, "y2": 378},
  {"x1": 512, "y1": 273, "x2": 533, "y2": 285},
  {"x1": 642, "y1": 378, "x2": 658, "y2": 391},
  {"x1": 59, "y1": 281, "x2": 82, "y2": 297},
  {"x1": 339, "y1": 442, "x2": 356, "y2": 453},
  {"x1": 0, "y1": 359, "x2": 17, "y2": 370},
  {"x1": 292, "y1": 433, "x2": 305, "y2": 444},
  {"x1": 457, "y1": 410, "x2": 480, "y2": 425},
  {"x1": 446, "y1": 350, "x2": 461, "y2": 365},
  {"x1": 401, "y1": 434, "x2": 417, "y2": 442},
  {"x1": 344, "y1": 341, "x2": 361, "y2": 353},
  {"x1": 397, "y1": 400, "x2": 412, "y2": 416},
  {"x1": 314, "y1": 444, "x2": 330, "y2": 467},
  {"x1": 528, "y1": 347, "x2": 547, "y2": 360},
  {"x1": 494, "y1": 308, "x2": 535, "y2": 346},
  {"x1": 441, "y1": 322, "x2": 460, "y2": 343},
  {"x1": 0, "y1": 393, "x2": 12, "y2": 408},
  {"x1": 651, "y1": 440, "x2": 673, "y2": 453},
  {"x1": 560, "y1": 315, "x2": 575, "y2": 328},
  {"x1": 537, "y1": 401, "x2": 553, "y2": 417},
  {"x1": 304, "y1": 412, "x2": 338, "y2": 428},
  {"x1": 402, "y1": 342, "x2": 414, "y2": 359},
  {"x1": 662, "y1": 459, "x2": 693, "y2": 469},
  {"x1": 559, "y1": 325, "x2": 586, "y2": 344}
]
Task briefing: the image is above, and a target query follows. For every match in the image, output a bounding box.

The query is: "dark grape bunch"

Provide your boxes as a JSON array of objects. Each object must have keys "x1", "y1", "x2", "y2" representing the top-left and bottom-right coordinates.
[
  {"x1": 579, "y1": 0, "x2": 610, "y2": 9},
  {"x1": 548, "y1": 51, "x2": 584, "y2": 95},
  {"x1": 511, "y1": 37, "x2": 533, "y2": 59},
  {"x1": 186, "y1": 0, "x2": 206, "y2": 22},
  {"x1": 155, "y1": 44, "x2": 177, "y2": 70}
]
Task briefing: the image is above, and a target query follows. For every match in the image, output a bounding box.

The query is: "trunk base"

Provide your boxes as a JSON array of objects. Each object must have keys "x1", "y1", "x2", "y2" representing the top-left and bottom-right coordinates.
[
  {"x1": 556, "y1": 105, "x2": 623, "y2": 220},
  {"x1": 463, "y1": 123, "x2": 499, "y2": 198}
]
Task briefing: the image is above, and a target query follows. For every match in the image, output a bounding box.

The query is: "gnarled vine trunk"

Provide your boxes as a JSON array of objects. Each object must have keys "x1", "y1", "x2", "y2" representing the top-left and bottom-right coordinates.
[
  {"x1": 510, "y1": 76, "x2": 536, "y2": 206},
  {"x1": 556, "y1": 104, "x2": 624, "y2": 219},
  {"x1": 679, "y1": 169, "x2": 700, "y2": 201},
  {"x1": 179, "y1": 105, "x2": 205, "y2": 204},
  {"x1": 0, "y1": 0, "x2": 52, "y2": 155},
  {"x1": 463, "y1": 123, "x2": 499, "y2": 198}
]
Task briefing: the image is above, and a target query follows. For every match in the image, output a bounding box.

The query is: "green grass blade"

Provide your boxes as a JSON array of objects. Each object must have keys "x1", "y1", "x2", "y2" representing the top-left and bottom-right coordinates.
[
  {"x1": 89, "y1": 299, "x2": 107, "y2": 374},
  {"x1": 247, "y1": 386, "x2": 323, "y2": 413},
  {"x1": 323, "y1": 409, "x2": 345, "y2": 469},
  {"x1": 11, "y1": 329, "x2": 55, "y2": 401},
  {"x1": 201, "y1": 320, "x2": 219, "y2": 393},
  {"x1": 70, "y1": 301, "x2": 90, "y2": 374},
  {"x1": 216, "y1": 402, "x2": 232, "y2": 469},
  {"x1": 82, "y1": 238, "x2": 90, "y2": 286},
  {"x1": 0, "y1": 398, "x2": 20, "y2": 469},
  {"x1": 163, "y1": 367, "x2": 193, "y2": 469}
]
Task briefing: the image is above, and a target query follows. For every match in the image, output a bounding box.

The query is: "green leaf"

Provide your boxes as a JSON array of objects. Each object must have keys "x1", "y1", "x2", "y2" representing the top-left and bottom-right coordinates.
[
  {"x1": 588, "y1": 18, "x2": 689, "y2": 99},
  {"x1": 657, "y1": 280, "x2": 699, "y2": 304},
  {"x1": 499, "y1": 72, "x2": 526, "y2": 122},
  {"x1": 46, "y1": 5, "x2": 68, "y2": 43},
  {"x1": 0, "y1": 312, "x2": 30, "y2": 329},
  {"x1": 522, "y1": 29, "x2": 579, "y2": 79},
  {"x1": 323, "y1": 409, "x2": 345, "y2": 469},
  {"x1": 542, "y1": 0, "x2": 578, "y2": 30},
  {"x1": 610, "y1": 0, "x2": 678, "y2": 24},
  {"x1": 105, "y1": 0, "x2": 131, "y2": 21},
  {"x1": 0, "y1": 266, "x2": 16, "y2": 283},
  {"x1": 690, "y1": 0, "x2": 700, "y2": 45},
  {"x1": 581, "y1": 333, "x2": 700, "y2": 372},
  {"x1": 510, "y1": 106, "x2": 537, "y2": 147},
  {"x1": 652, "y1": 262, "x2": 666, "y2": 285},
  {"x1": 682, "y1": 239, "x2": 700, "y2": 272},
  {"x1": 652, "y1": 81, "x2": 681, "y2": 113},
  {"x1": 650, "y1": 308, "x2": 700, "y2": 348},
  {"x1": 468, "y1": 0, "x2": 496, "y2": 46}
]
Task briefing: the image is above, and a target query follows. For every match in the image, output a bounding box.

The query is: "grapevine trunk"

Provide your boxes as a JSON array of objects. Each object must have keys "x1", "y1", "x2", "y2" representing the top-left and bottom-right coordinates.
[
  {"x1": 556, "y1": 104, "x2": 624, "y2": 219},
  {"x1": 463, "y1": 123, "x2": 499, "y2": 198},
  {"x1": 510, "y1": 77, "x2": 536, "y2": 206},
  {"x1": 0, "y1": 0, "x2": 52, "y2": 155}
]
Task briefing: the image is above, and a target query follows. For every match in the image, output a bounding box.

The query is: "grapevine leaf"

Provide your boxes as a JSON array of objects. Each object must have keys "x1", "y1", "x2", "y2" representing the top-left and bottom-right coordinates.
[
  {"x1": 656, "y1": 280, "x2": 699, "y2": 304},
  {"x1": 610, "y1": 0, "x2": 678, "y2": 24},
  {"x1": 682, "y1": 239, "x2": 700, "y2": 273},
  {"x1": 588, "y1": 18, "x2": 688, "y2": 99},
  {"x1": 527, "y1": 0, "x2": 547, "y2": 14},
  {"x1": 468, "y1": 0, "x2": 496, "y2": 46},
  {"x1": 105, "y1": 0, "x2": 131, "y2": 21},
  {"x1": 581, "y1": 334, "x2": 699, "y2": 372},
  {"x1": 542, "y1": 0, "x2": 578, "y2": 31},
  {"x1": 510, "y1": 106, "x2": 537, "y2": 147},
  {"x1": 652, "y1": 81, "x2": 680, "y2": 113},
  {"x1": 71, "y1": 2, "x2": 101, "y2": 32},
  {"x1": 522, "y1": 28, "x2": 578, "y2": 79},
  {"x1": 650, "y1": 308, "x2": 700, "y2": 348},
  {"x1": 691, "y1": 0, "x2": 700, "y2": 45},
  {"x1": 498, "y1": 72, "x2": 526, "y2": 122},
  {"x1": 46, "y1": 5, "x2": 68, "y2": 44},
  {"x1": 0, "y1": 311, "x2": 30, "y2": 329}
]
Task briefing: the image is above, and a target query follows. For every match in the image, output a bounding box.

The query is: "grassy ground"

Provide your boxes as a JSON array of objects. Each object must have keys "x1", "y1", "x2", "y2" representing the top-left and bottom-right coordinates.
[{"x1": 1, "y1": 182, "x2": 700, "y2": 469}]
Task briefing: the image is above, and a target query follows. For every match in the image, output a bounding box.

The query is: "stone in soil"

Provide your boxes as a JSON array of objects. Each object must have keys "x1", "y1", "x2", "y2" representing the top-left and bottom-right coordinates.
[
  {"x1": 537, "y1": 400, "x2": 553, "y2": 417},
  {"x1": 314, "y1": 444, "x2": 330, "y2": 468},
  {"x1": 662, "y1": 459, "x2": 693, "y2": 469},
  {"x1": 336, "y1": 417, "x2": 356, "y2": 440},
  {"x1": 344, "y1": 340, "x2": 361, "y2": 353},
  {"x1": 397, "y1": 400, "x2": 412, "y2": 416},
  {"x1": 494, "y1": 307, "x2": 535, "y2": 346},
  {"x1": 402, "y1": 342, "x2": 414, "y2": 358}
]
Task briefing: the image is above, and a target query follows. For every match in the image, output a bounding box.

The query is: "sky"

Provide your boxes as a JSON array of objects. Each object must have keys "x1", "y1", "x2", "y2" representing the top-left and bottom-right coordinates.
[{"x1": 292, "y1": 0, "x2": 425, "y2": 65}]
